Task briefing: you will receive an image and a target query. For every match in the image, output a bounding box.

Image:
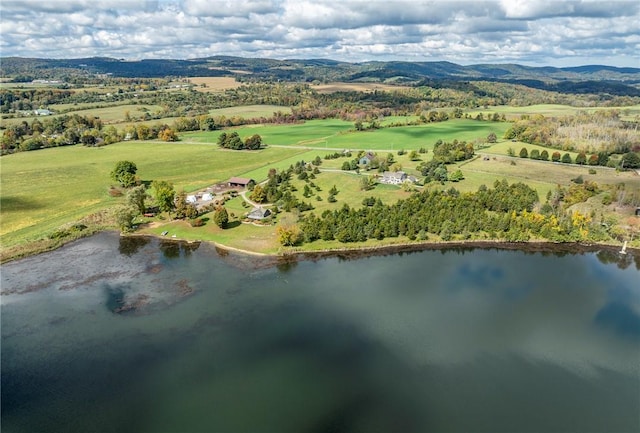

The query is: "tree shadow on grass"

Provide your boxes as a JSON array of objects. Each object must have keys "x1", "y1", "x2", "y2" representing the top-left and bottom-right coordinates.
[
  {"x1": 226, "y1": 221, "x2": 241, "y2": 229},
  {"x1": 0, "y1": 196, "x2": 44, "y2": 212}
]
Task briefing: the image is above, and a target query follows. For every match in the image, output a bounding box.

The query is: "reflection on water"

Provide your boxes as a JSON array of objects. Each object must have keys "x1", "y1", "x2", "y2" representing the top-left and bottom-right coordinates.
[{"x1": 1, "y1": 232, "x2": 639, "y2": 433}]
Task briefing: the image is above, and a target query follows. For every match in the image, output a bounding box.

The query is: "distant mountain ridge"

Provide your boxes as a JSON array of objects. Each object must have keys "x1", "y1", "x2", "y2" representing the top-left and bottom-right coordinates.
[{"x1": 2, "y1": 56, "x2": 639, "y2": 95}]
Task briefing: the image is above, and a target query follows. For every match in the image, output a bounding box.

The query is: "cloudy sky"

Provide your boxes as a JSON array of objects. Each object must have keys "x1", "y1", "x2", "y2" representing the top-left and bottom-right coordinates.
[{"x1": 1, "y1": 0, "x2": 639, "y2": 67}]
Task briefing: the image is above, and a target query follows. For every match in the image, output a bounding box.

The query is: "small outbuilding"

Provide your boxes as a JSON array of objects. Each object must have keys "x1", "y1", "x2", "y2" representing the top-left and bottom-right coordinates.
[
  {"x1": 359, "y1": 152, "x2": 376, "y2": 166},
  {"x1": 228, "y1": 177, "x2": 255, "y2": 188},
  {"x1": 202, "y1": 193, "x2": 213, "y2": 201},
  {"x1": 247, "y1": 207, "x2": 272, "y2": 220},
  {"x1": 186, "y1": 195, "x2": 197, "y2": 204}
]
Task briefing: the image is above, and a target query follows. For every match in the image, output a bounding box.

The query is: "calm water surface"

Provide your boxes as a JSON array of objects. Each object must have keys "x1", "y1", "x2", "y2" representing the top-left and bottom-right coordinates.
[{"x1": 2, "y1": 232, "x2": 639, "y2": 433}]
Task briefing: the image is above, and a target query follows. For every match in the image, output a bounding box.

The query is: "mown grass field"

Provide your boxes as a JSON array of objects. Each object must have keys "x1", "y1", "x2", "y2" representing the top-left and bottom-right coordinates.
[
  {"x1": 208, "y1": 105, "x2": 292, "y2": 119},
  {"x1": 182, "y1": 119, "x2": 354, "y2": 146},
  {"x1": 0, "y1": 142, "x2": 306, "y2": 247},
  {"x1": 182, "y1": 119, "x2": 510, "y2": 150}
]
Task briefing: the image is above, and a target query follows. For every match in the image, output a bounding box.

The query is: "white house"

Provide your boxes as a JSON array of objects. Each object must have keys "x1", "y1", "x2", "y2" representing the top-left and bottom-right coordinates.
[
  {"x1": 380, "y1": 171, "x2": 407, "y2": 185},
  {"x1": 202, "y1": 193, "x2": 213, "y2": 201},
  {"x1": 247, "y1": 207, "x2": 272, "y2": 220},
  {"x1": 186, "y1": 195, "x2": 197, "y2": 204},
  {"x1": 34, "y1": 109, "x2": 53, "y2": 116}
]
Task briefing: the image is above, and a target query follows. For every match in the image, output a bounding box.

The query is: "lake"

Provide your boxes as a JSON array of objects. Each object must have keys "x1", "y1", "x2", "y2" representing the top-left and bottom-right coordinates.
[{"x1": 2, "y1": 232, "x2": 639, "y2": 433}]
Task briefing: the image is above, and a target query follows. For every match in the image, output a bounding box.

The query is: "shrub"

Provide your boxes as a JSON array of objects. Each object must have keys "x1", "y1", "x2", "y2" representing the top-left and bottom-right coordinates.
[{"x1": 190, "y1": 218, "x2": 205, "y2": 227}]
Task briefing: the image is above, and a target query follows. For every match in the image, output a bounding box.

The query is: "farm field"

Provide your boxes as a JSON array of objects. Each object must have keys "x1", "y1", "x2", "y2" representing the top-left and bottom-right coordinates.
[
  {"x1": 182, "y1": 119, "x2": 510, "y2": 150},
  {"x1": 481, "y1": 140, "x2": 582, "y2": 160},
  {"x1": 182, "y1": 119, "x2": 355, "y2": 146},
  {"x1": 208, "y1": 104, "x2": 292, "y2": 119},
  {"x1": 188, "y1": 76, "x2": 243, "y2": 91},
  {"x1": 458, "y1": 155, "x2": 640, "y2": 197},
  {"x1": 311, "y1": 82, "x2": 412, "y2": 93},
  {"x1": 466, "y1": 104, "x2": 640, "y2": 120},
  {"x1": 0, "y1": 142, "x2": 306, "y2": 247},
  {"x1": 1, "y1": 104, "x2": 164, "y2": 126},
  {"x1": 2, "y1": 118, "x2": 638, "y2": 259}
]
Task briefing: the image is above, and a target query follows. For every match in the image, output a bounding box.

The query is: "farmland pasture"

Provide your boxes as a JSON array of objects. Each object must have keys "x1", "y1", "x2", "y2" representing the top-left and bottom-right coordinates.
[
  {"x1": 311, "y1": 82, "x2": 412, "y2": 93},
  {"x1": 2, "y1": 116, "x2": 637, "y2": 259},
  {"x1": 466, "y1": 104, "x2": 640, "y2": 121},
  {"x1": 0, "y1": 142, "x2": 306, "y2": 247},
  {"x1": 182, "y1": 119, "x2": 510, "y2": 150},
  {"x1": 1, "y1": 104, "x2": 164, "y2": 127},
  {"x1": 208, "y1": 104, "x2": 292, "y2": 119}
]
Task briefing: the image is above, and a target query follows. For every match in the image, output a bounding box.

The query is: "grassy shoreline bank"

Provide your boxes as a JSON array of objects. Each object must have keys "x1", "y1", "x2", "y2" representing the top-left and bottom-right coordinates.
[{"x1": 3, "y1": 225, "x2": 636, "y2": 265}]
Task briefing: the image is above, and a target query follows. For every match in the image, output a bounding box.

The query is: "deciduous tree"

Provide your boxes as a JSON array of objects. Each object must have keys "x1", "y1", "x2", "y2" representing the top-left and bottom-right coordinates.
[
  {"x1": 152, "y1": 180, "x2": 175, "y2": 212},
  {"x1": 111, "y1": 160, "x2": 138, "y2": 188}
]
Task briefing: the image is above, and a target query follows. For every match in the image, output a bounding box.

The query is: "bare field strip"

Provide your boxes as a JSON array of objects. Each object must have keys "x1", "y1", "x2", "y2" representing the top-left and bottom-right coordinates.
[
  {"x1": 311, "y1": 82, "x2": 412, "y2": 93},
  {"x1": 188, "y1": 77, "x2": 243, "y2": 91}
]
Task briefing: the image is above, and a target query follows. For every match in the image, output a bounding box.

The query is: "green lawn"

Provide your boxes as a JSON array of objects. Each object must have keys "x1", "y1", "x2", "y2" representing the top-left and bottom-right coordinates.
[{"x1": 0, "y1": 142, "x2": 306, "y2": 247}]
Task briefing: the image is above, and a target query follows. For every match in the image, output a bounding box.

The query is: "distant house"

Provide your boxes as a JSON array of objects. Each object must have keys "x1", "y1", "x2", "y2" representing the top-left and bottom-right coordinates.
[
  {"x1": 380, "y1": 171, "x2": 408, "y2": 185},
  {"x1": 359, "y1": 152, "x2": 376, "y2": 165},
  {"x1": 202, "y1": 193, "x2": 213, "y2": 201},
  {"x1": 34, "y1": 109, "x2": 52, "y2": 116},
  {"x1": 186, "y1": 195, "x2": 198, "y2": 204},
  {"x1": 228, "y1": 177, "x2": 254, "y2": 188},
  {"x1": 247, "y1": 207, "x2": 272, "y2": 220}
]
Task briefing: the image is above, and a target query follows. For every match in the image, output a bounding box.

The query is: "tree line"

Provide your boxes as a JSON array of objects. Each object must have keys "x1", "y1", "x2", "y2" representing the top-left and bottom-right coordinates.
[{"x1": 293, "y1": 180, "x2": 603, "y2": 246}]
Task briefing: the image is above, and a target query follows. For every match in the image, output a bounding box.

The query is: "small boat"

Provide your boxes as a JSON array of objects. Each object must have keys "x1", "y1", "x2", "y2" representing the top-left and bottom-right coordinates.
[{"x1": 620, "y1": 240, "x2": 628, "y2": 255}]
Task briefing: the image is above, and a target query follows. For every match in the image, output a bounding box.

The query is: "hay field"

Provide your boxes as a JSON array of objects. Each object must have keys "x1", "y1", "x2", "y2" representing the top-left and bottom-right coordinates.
[
  {"x1": 208, "y1": 105, "x2": 292, "y2": 119},
  {"x1": 467, "y1": 104, "x2": 640, "y2": 120},
  {"x1": 188, "y1": 77, "x2": 243, "y2": 92},
  {"x1": 312, "y1": 82, "x2": 412, "y2": 93},
  {"x1": 182, "y1": 119, "x2": 509, "y2": 151}
]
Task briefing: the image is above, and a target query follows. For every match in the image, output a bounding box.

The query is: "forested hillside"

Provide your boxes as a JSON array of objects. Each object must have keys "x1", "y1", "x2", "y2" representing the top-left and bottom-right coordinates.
[{"x1": 2, "y1": 56, "x2": 639, "y2": 93}]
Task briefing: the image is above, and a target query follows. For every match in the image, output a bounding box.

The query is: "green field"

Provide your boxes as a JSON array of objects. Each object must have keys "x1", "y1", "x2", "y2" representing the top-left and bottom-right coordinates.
[
  {"x1": 0, "y1": 142, "x2": 307, "y2": 247},
  {"x1": 208, "y1": 105, "x2": 292, "y2": 118},
  {"x1": 182, "y1": 119, "x2": 354, "y2": 146},
  {"x1": 2, "y1": 117, "x2": 638, "y2": 259},
  {"x1": 182, "y1": 119, "x2": 510, "y2": 150}
]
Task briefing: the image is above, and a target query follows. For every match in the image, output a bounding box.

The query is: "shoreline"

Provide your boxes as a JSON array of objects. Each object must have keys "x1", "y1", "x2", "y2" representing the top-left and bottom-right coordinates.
[
  {"x1": 96, "y1": 230, "x2": 640, "y2": 263},
  {"x1": 3, "y1": 227, "x2": 638, "y2": 265}
]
